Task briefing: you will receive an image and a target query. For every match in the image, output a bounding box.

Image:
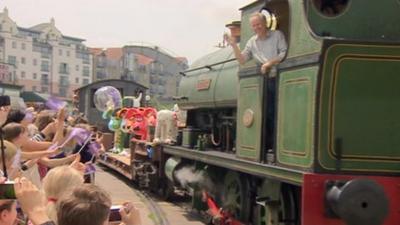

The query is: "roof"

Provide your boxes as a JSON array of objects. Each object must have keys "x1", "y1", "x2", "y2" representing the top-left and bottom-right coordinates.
[
  {"x1": 20, "y1": 91, "x2": 50, "y2": 103},
  {"x1": 62, "y1": 35, "x2": 85, "y2": 42},
  {"x1": 105, "y1": 48, "x2": 123, "y2": 60},
  {"x1": 0, "y1": 82, "x2": 23, "y2": 90},
  {"x1": 89, "y1": 48, "x2": 103, "y2": 56},
  {"x1": 29, "y1": 23, "x2": 49, "y2": 31},
  {"x1": 89, "y1": 47, "x2": 123, "y2": 60},
  {"x1": 18, "y1": 26, "x2": 41, "y2": 34},
  {"x1": 175, "y1": 57, "x2": 188, "y2": 63},
  {"x1": 136, "y1": 54, "x2": 153, "y2": 65},
  {"x1": 74, "y1": 79, "x2": 148, "y2": 91}
]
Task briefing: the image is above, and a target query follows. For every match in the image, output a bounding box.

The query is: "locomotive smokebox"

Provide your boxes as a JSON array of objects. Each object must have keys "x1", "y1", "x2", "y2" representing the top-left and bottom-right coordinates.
[{"x1": 326, "y1": 179, "x2": 388, "y2": 225}]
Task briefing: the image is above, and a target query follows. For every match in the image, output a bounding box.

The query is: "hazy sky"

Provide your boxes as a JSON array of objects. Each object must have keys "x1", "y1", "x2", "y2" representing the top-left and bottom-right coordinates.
[{"x1": 0, "y1": 0, "x2": 251, "y2": 64}]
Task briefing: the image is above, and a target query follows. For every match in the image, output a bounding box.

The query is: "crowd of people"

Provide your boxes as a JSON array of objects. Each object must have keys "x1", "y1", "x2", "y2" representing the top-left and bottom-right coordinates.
[
  {"x1": 0, "y1": 102, "x2": 142, "y2": 225},
  {"x1": 0, "y1": 10, "x2": 286, "y2": 225}
]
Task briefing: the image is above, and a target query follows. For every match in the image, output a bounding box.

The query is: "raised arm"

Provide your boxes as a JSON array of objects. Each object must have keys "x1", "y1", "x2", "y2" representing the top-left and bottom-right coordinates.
[{"x1": 225, "y1": 34, "x2": 248, "y2": 65}]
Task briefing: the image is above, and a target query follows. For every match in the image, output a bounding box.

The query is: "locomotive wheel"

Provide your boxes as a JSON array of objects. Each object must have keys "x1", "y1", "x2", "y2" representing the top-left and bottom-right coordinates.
[
  {"x1": 222, "y1": 171, "x2": 251, "y2": 222},
  {"x1": 279, "y1": 184, "x2": 298, "y2": 225},
  {"x1": 255, "y1": 181, "x2": 299, "y2": 225},
  {"x1": 158, "y1": 179, "x2": 175, "y2": 201}
]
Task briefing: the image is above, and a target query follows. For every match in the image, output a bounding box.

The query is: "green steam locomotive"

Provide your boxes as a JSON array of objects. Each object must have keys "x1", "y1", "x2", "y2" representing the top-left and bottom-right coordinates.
[{"x1": 161, "y1": 0, "x2": 400, "y2": 225}]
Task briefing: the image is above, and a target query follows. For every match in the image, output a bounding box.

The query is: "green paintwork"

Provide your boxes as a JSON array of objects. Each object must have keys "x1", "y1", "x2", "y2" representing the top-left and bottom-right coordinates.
[
  {"x1": 318, "y1": 43, "x2": 400, "y2": 172},
  {"x1": 163, "y1": 146, "x2": 303, "y2": 185},
  {"x1": 306, "y1": 0, "x2": 400, "y2": 42},
  {"x1": 237, "y1": 76, "x2": 264, "y2": 161},
  {"x1": 277, "y1": 67, "x2": 318, "y2": 168},
  {"x1": 255, "y1": 179, "x2": 281, "y2": 225},
  {"x1": 164, "y1": 157, "x2": 181, "y2": 182},
  {"x1": 178, "y1": 47, "x2": 238, "y2": 109},
  {"x1": 287, "y1": 0, "x2": 321, "y2": 57},
  {"x1": 181, "y1": 127, "x2": 202, "y2": 148}
]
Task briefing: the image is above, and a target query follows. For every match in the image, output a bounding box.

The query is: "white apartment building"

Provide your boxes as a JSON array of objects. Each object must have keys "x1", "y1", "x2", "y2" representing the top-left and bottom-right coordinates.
[{"x1": 0, "y1": 8, "x2": 92, "y2": 99}]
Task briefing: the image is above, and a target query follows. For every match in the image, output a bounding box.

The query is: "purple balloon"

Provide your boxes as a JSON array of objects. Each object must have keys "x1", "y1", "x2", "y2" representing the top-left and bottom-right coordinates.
[
  {"x1": 46, "y1": 96, "x2": 67, "y2": 111},
  {"x1": 69, "y1": 128, "x2": 91, "y2": 145},
  {"x1": 85, "y1": 163, "x2": 96, "y2": 175},
  {"x1": 88, "y1": 142, "x2": 101, "y2": 155}
]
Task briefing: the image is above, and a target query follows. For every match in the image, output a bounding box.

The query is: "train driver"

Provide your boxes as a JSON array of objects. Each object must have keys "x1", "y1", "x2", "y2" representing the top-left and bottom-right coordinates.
[
  {"x1": 225, "y1": 12, "x2": 287, "y2": 150},
  {"x1": 225, "y1": 12, "x2": 287, "y2": 74}
]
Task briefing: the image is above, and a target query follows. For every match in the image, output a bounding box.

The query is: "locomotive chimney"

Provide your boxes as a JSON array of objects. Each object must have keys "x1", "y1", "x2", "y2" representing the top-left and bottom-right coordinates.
[{"x1": 225, "y1": 21, "x2": 241, "y2": 43}]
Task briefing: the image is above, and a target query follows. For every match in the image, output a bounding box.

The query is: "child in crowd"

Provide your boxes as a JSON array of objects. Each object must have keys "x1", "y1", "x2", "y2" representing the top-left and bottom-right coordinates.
[
  {"x1": 0, "y1": 200, "x2": 17, "y2": 225},
  {"x1": 0, "y1": 140, "x2": 19, "y2": 179},
  {"x1": 42, "y1": 166, "x2": 84, "y2": 224},
  {"x1": 57, "y1": 184, "x2": 142, "y2": 225}
]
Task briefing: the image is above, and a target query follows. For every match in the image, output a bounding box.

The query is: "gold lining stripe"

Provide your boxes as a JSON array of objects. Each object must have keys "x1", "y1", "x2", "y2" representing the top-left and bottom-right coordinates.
[
  {"x1": 277, "y1": 66, "x2": 318, "y2": 168},
  {"x1": 318, "y1": 43, "x2": 400, "y2": 171}
]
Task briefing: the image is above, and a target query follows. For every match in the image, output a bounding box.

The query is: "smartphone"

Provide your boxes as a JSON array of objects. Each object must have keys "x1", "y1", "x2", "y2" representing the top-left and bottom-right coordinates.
[
  {"x1": 0, "y1": 181, "x2": 16, "y2": 199},
  {"x1": 109, "y1": 205, "x2": 122, "y2": 222}
]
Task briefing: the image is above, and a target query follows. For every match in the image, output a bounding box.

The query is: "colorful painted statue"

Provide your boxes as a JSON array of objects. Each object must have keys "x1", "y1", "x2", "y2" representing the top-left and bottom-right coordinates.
[
  {"x1": 123, "y1": 107, "x2": 157, "y2": 142},
  {"x1": 153, "y1": 104, "x2": 185, "y2": 144}
]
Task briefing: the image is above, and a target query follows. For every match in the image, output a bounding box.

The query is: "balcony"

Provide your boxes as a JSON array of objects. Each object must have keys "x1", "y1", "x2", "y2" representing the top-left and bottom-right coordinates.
[
  {"x1": 41, "y1": 53, "x2": 50, "y2": 59},
  {"x1": 59, "y1": 80, "x2": 70, "y2": 87},
  {"x1": 41, "y1": 66, "x2": 49, "y2": 72},
  {"x1": 59, "y1": 68, "x2": 70, "y2": 74},
  {"x1": 41, "y1": 79, "x2": 49, "y2": 85}
]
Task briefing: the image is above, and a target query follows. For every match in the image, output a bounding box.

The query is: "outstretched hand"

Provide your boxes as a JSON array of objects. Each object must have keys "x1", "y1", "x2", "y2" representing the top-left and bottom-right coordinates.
[
  {"x1": 223, "y1": 33, "x2": 235, "y2": 46},
  {"x1": 14, "y1": 177, "x2": 50, "y2": 225},
  {"x1": 69, "y1": 154, "x2": 85, "y2": 175},
  {"x1": 119, "y1": 202, "x2": 142, "y2": 225}
]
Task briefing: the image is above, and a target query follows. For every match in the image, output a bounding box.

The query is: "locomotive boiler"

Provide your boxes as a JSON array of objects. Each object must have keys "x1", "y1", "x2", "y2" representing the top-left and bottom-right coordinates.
[{"x1": 160, "y1": 0, "x2": 400, "y2": 225}]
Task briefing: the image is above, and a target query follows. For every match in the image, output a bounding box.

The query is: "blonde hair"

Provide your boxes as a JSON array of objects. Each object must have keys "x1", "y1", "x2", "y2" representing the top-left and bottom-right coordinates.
[
  {"x1": 250, "y1": 12, "x2": 267, "y2": 24},
  {"x1": 0, "y1": 140, "x2": 18, "y2": 168},
  {"x1": 42, "y1": 166, "x2": 84, "y2": 223}
]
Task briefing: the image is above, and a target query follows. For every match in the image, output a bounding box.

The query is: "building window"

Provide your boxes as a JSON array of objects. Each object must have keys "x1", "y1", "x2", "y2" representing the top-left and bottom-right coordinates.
[
  {"x1": 66, "y1": 51, "x2": 70, "y2": 57},
  {"x1": 7, "y1": 56, "x2": 16, "y2": 66},
  {"x1": 82, "y1": 66, "x2": 90, "y2": 77},
  {"x1": 59, "y1": 88, "x2": 67, "y2": 97},
  {"x1": 59, "y1": 63, "x2": 69, "y2": 74},
  {"x1": 59, "y1": 76, "x2": 69, "y2": 87},
  {"x1": 21, "y1": 43, "x2": 26, "y2": 50},
  {"x1": 82, "y1": 78, "x2": 89, "y2": 85},
  {"x1": 12, "y1": 41, "x2": 16, "y2": 49},
  {"x1": 21, "y1": 57, "x2": 26, "y2": 64},
  {"x1": 32, "y1": 86, "x2": 37, "y2": 92},
  {"x1": 41, "y1": 74, "x2": 49, "y2": 85},
  {"x1": 33, "y1": 73, "x2": 37, "y2": 79},
  {"x1": 33, "y1": 59, "x2": 37, "y2": 66},
  {"x1": 41, "y1": 61, "x2": 49, "y2": 72},
  {"x1": 75, "y1": 77, "x2": 79, "y2": 84},
  {"x1": 41, "y1": 86, "x2": 48, "y2": 93},
  {"x1": 75, "y1": 65, "x2": 79, "y2": 71},
  {"x1": 59, "y1": 49, "x2": 62, "y2": 56},
  {"x1": 21, "y1": 71, "x2": 25, "y2": 78}
]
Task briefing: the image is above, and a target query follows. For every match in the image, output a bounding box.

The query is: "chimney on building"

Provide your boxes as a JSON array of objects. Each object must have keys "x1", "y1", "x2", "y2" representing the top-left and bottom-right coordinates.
[{"x1": 225, "y1": 21, "x2": 241, "y2": 43}]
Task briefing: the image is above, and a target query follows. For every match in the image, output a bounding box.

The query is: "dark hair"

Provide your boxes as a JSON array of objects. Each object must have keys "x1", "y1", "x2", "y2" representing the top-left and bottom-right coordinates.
[
  {"x1": 35, "y1": 110, "x2": 55, "y2": 131},
  {"x1": 0, "y1": 200, "x2": 15, "y2": 213},
  {"x1": 4, "y1": 109, "x2": 25, "y2": 125},
  {"x1": 2, "y1": 122, "x2": 26, "y2": 141},
  {"x1": 57, "y1": 184, "x2": 111, "y2": 225}
]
